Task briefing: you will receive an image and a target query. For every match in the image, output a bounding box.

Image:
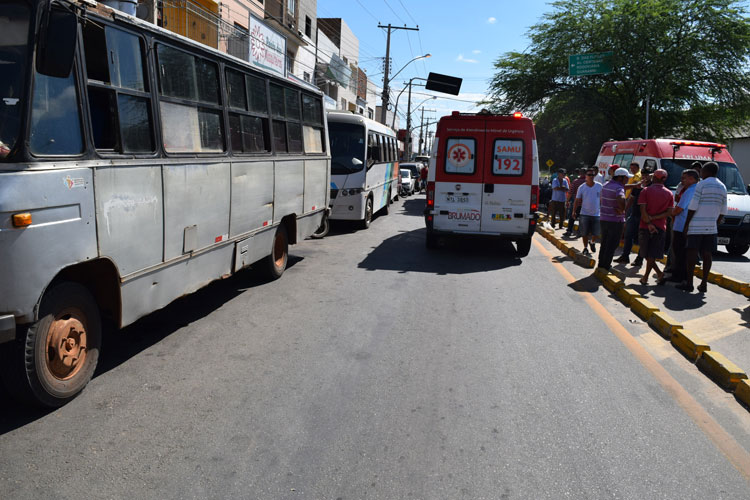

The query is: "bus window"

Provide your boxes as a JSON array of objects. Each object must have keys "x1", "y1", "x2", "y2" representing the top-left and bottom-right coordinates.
[
  {"x1": 301, "y1": 94, "x2": 324, "y2": 153},
  {"x1": 0, "y1": 2, "x2": 29, "y2": 158},
  {"x1": 226, "y1": 69, "x2": 269, "y2": 153},
  {"x1": 83, "y1": 24, "x2": 153, "y2": 153},
  {"x1": 157, "y1": 44, "x2": 224, "y2": 153},
  {"x1": 29, "y1": 69, "x2": 84, "y2": 156}
]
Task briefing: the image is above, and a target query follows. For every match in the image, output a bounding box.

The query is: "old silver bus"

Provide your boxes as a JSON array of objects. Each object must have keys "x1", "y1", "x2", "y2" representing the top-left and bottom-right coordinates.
[{"x1": 0, "y1": 0, "x2": 329, "y2": 406}]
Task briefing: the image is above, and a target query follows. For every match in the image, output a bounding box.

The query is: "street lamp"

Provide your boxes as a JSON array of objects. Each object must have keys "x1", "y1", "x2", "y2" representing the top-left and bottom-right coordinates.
[
  {"x1": 391, "y1": 77, "x2": 426, "y2": 129},
  {"x1": 380, "y1": 53, "x2": 430, "y2": 124}
]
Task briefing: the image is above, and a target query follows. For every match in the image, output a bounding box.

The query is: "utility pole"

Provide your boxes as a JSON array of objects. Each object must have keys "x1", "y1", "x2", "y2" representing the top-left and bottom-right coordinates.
[
  {"x1": 378, "y1": 23, "x2": 419, "y2": 125},
  {"x1": 418, "y1": 107, "x2": 425, "y2": 154}
]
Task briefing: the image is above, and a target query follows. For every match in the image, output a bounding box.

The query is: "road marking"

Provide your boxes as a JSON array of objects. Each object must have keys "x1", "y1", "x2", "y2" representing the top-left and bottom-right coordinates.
[
  {"x1": 533, "y1": 238, "x2": 750, "y2": 481},
  {"x1": 683, "y1": 309, "x2": 748, "y2": 343}
]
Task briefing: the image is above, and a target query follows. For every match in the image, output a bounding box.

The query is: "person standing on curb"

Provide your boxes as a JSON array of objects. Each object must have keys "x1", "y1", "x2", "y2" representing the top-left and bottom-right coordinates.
[
  {"x1": 598, "y1": 167, "x2": 630, "y2": 270},
  {"x1": 572, "y1": 168, "x2": 602, "y2": 255},
  {"x1": 616, "y1": 165, "x2": 653, "y2": 266},
  {"x1": 680, "y1": 162, "x2": 728, "y2": 293},
  {"x1": 669, "y1": 169, "x2": 700, "y2": 283},
  {"x1": 548, "y1": 168, "x2": 569, "y2": 230},
  {"x1": 637, "y1": 169, "x2": 674, "y2": 285},
  {"x1": 565, "y1": 167, "x2": 588, "y2": 237}
]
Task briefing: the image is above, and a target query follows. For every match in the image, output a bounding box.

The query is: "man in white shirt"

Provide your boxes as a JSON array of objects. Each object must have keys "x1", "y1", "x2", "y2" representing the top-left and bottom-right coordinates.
[
  {"x1": 572, "y1": 168, "x2": 603, "y2": 255},
  {"x1": 679, "y1": 162, "x2": 728, "y2": 293}
]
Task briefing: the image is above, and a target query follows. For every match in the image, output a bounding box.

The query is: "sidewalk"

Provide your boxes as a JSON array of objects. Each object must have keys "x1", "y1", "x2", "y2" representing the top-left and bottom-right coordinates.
[{"x1": 537, "y1": 221, "x2": 750, "y2": 410}]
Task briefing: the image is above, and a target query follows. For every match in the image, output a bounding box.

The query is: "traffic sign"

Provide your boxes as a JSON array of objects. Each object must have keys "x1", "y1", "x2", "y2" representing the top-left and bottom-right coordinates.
[
  {"x1": 546, "y1": 159, "x2": 554, "y2": 168},
  {"x1": 568, "y1": 52, "x2": 613, "y2": 76}
]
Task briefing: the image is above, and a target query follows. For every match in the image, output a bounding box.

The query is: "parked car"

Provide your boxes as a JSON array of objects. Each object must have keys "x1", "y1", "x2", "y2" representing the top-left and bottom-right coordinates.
[
  {"x1": 400, "y1": 168, "x2": 416, "y2": 195},
  {"x1": 401, "y1": 162, "x2": 423, "y2": 192}
]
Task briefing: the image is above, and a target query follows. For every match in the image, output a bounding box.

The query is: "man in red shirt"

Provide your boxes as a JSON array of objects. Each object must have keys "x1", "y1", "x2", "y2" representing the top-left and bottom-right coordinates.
[{"x1": 637, "y1": 169, "x2": 674, "y2": 285}]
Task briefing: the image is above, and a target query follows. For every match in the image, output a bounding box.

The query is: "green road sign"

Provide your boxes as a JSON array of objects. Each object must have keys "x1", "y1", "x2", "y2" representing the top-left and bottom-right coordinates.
[{"x1": 568, "y1": 52, "x2": 613, "y2": 76}]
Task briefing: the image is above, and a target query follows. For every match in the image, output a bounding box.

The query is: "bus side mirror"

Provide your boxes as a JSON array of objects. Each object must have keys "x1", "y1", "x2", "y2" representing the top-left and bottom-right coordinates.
[
  {"x1": 36, "y1": 7, "x2": 77, "y2": 78},
  {"x1": 747, "y1": 184, "x2": 750, "y2": 195}
]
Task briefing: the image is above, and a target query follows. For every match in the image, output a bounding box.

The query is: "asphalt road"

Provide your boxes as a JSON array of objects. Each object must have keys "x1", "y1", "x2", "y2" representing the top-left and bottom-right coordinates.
[{"x1": 1, "y1": 194, "x2": 749, "y2": 499}]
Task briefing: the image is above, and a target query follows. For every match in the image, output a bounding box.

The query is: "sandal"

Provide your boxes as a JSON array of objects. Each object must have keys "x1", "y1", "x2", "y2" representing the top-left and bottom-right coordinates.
[
  {"x1": 639, "y1": 277, "x2": 648, "y2": 285},
  {"x1": 697, "y1": 282, "x2": 708, "y2": 293},
  {"x1": 656, "y1": 273, "x2": 666, "y2": 286}
]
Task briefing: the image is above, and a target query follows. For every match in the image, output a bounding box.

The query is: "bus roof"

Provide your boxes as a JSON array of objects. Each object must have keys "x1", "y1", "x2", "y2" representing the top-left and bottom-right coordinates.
[
  {"x1": 66, "y1": 0, "x2": 322, "y2": 95},
  {"x1": 326, "y1": 111, "x2": 396, "y2": 137}
]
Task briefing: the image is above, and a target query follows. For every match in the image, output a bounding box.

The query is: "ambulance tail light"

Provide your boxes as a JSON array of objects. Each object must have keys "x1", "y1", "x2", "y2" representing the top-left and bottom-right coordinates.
[
  {"x1": 530, "y1": 185, "x2": 539, "y2": 212},
  {"x1": 426, "y1": 182, "x2": 435, "y2": 208}
]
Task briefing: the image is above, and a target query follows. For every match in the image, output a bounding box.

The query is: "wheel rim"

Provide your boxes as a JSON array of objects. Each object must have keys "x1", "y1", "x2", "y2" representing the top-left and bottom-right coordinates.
[
  {"x1": 45, "y1": 309, "x2": 88, "y2": 381},
  {"x1": 366, "y1": 199, "x2": 373, "y2": 222},
  {"x1": 273, "y1": 231, "x2": 287, "y2": 268}
]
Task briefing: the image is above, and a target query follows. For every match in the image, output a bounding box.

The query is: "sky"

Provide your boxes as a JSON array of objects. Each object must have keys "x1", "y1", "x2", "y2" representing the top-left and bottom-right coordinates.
[{"x1": 315, "y1": 0, "x2": 552, "y2": 133}]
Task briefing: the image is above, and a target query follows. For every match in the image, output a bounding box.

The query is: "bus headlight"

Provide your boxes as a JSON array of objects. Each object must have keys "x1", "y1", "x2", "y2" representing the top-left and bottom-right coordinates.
[{"x1": 743, "y1": 214, "x2": 750, "y2": 224}]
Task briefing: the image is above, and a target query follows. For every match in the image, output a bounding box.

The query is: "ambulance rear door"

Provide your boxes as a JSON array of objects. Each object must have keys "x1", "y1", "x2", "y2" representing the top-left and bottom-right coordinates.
[
  {"x1": 479, "y1": 118, "x2": 535, "y2": 235},
  {"x1": 432, "y1": 118, "x2": 485, "y2": 233}
]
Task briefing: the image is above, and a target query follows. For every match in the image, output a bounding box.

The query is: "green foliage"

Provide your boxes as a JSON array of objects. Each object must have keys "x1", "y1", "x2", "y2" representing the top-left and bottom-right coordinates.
[{"x1": 486, "y1": 0, "x2": 750, "y2": 165}]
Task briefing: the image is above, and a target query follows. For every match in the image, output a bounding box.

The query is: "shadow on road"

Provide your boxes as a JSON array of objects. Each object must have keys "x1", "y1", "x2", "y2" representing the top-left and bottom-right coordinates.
[
  {"x1": 712, "y1": 251, "x2": 750, "y2": 263},
  {"x1": 0, "y1": 257, "x2": 303, "y2": 433},
  {"x1": 358, "y1": 227, "x2": 522, "y2": 275},
  {"x1": 399, "y1": 197, "x2": 426, "y2": 216}
]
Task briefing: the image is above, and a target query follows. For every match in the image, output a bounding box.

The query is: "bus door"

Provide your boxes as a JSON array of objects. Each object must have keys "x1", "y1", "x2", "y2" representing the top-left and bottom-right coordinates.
[
  {"x1": 479, "y1": 122, "x2": 532, "y2": 234},
  {"x1": 432, "y1": 119, "x2": 485, "y2": 232}
]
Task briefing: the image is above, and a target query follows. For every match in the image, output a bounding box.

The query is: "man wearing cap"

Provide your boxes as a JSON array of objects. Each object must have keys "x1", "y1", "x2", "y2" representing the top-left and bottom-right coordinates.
[
  {"x1": 680, "y1": 162, "x2": 728, "y2": 293},
  {"x1": 548, "y1": 168, "x2": 569, "y2": 230},
  {"x1": 637, "y1": 169, "x2": 674, "y2": 285},
  {"x1": 598, "y1": 167, "x2": 630, "y2": 270}
]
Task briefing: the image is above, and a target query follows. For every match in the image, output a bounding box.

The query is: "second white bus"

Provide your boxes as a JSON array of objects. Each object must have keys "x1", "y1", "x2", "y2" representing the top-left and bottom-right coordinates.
[{"x1": 327, "y1": 112, "x2": 399, "y2": 228}]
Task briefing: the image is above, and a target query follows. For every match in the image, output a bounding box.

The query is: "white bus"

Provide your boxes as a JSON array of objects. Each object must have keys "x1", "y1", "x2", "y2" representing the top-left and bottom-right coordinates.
[
  {"x1": 0, "y1": 0, "x2": 329, "y2": 406},
  {"x1": 327, "y1": 111, "x2": 399, "y2": 228}
]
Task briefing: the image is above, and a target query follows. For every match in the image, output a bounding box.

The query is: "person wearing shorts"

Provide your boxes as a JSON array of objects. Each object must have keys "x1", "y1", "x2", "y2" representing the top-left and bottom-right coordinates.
[
  {"x1": 681, "y1": 162, "x2": 728, "y2": 293},
  {"x1": 573, "y1": 169, "x2": 602, "y2": 255},
  {"x1": 637, "y1": 169, "x2": 674, "y2": 285}
]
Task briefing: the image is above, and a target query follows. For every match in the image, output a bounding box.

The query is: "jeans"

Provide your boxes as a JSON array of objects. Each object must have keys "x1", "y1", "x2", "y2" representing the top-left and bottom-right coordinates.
[
  {"x1": 599, "y1": 220, "x2": 625, "y2": 270},
  {"x1": 621, "y1": 214, "x2": 640, "y2": 257}
]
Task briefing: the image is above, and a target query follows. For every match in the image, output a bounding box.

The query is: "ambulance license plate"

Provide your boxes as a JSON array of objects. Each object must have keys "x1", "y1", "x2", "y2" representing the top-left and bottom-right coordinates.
[
  {"x1": 446, "y1": 195, "x2": 469, "y2": 203},
  {"x1": 718, "y1": 237, "x2": 730, "y2": 245}
]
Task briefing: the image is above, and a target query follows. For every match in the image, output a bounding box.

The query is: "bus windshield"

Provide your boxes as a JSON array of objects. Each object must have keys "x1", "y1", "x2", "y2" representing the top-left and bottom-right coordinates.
[
  {"x1": 0, "y1": 2, "x2": 30, "y2": 158},
  {"x1": 660, "y1": 159, "x2": 747, "y2": 195},
  {"x1": 329, "y1": 122, "x2": 365, "y2": 174}
]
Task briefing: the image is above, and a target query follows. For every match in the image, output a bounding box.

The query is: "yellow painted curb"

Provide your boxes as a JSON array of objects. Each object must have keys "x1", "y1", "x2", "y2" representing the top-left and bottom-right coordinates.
[
  {"x1": 720, "y1": 276, "x2": 748, "y2": 294},
  {"x1": 671, "y1": 329, "x2": 710, "y2": 362},
  {"x1": 647, "y1": 311, "x2": 683, "y2": 340},
  {"x1": 616, "y1": 287, "x2": 641, "y2": 306},
  {"x1": 594, "y1": 267, "x2": 608, "y2": 279},
  {"x1": 567, "y1": 247, "x2": 578, "y2": 258},
  {"x1": 744, "y1": 287, "x2": 750, "y2": 299},
  {"x1": 708, "y1": 271, "x2": 723, "y2": 284},
  {"x1": 631, "y1": 297, "x2": 659, "y2": 321},
  {"x1": 697, "y1": 351, "x2": 749, "y2": 390},
  {"x1": 602, "y1": 273, "x2": 625, "y2": 293},
  {"x1": 735, "y1": 379, "x2": 750, "y2": 409}
]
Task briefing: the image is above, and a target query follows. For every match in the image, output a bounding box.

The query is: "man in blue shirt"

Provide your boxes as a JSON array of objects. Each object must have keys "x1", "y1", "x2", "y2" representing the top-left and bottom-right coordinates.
[
  {"x1": 549, "y1": 168, "x2": 569, "y2": 229},
  {"x1": 669, "y1": 169, "x2": 699, "y2": 283}
]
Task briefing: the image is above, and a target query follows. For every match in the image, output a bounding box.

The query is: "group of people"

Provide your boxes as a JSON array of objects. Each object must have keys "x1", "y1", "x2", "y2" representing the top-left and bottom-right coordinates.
[{"x1": 546, "y1": 160, "x2": 728, "y2": 294}]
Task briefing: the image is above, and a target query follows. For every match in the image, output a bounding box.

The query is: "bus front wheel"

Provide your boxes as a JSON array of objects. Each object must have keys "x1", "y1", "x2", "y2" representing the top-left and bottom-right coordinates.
[
  {"x1": 2, "y1": 282, "x2": 101, "y2": 407},
  {"x1": 360, "y1": 197, "x2": 373, "y2": 229}
]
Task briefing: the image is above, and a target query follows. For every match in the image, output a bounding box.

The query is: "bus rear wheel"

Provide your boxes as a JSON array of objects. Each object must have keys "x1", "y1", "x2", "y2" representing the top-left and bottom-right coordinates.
[
  {"x1": 261, "y1": 224, "x2": 289, "y2": 279},
  {"x1": 2, "y1": 282, "x2": 101, "y2": 407}
]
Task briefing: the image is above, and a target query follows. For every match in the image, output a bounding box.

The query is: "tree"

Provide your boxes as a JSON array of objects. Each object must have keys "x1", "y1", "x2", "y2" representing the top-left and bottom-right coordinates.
[{"x1": 486, "y1": 0, "x2": 750, "y2": 162}]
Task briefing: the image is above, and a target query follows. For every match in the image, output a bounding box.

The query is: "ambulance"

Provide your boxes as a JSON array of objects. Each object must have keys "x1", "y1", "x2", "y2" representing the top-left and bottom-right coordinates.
[
  {"x1": 424, "y1": 111, "x2": 539, "y2": 256},
  {"x1": 594, "y1": 139, "x2": 750, "y2": 255}
]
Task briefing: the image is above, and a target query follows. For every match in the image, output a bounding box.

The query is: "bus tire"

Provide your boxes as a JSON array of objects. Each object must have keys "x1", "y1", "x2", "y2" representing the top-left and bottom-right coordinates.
[
  {"x1": 516, "y1": 238, "x2": 532, "y2": 257},
  {"x1": 261, "y1": 224, "x2": 289, "y2": 280},
  {"x1": 3, "y1": 282, "x2": 101, "y2": 407},
  {"x1": 726, "y1": 243, "x2": 749, "y2": 256},
  {"x1": 311, "y1": 213, "x2": 329, "y2": 239},
  {"x1": 383, "y1": 189, "x2": 392, "y2": 215},
  {"x1": 360, "y1": 196, "x2": 373, "y2": 229},
  {"x1": 425, "y1": 231, "x2": 438, "y2": 249}
]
